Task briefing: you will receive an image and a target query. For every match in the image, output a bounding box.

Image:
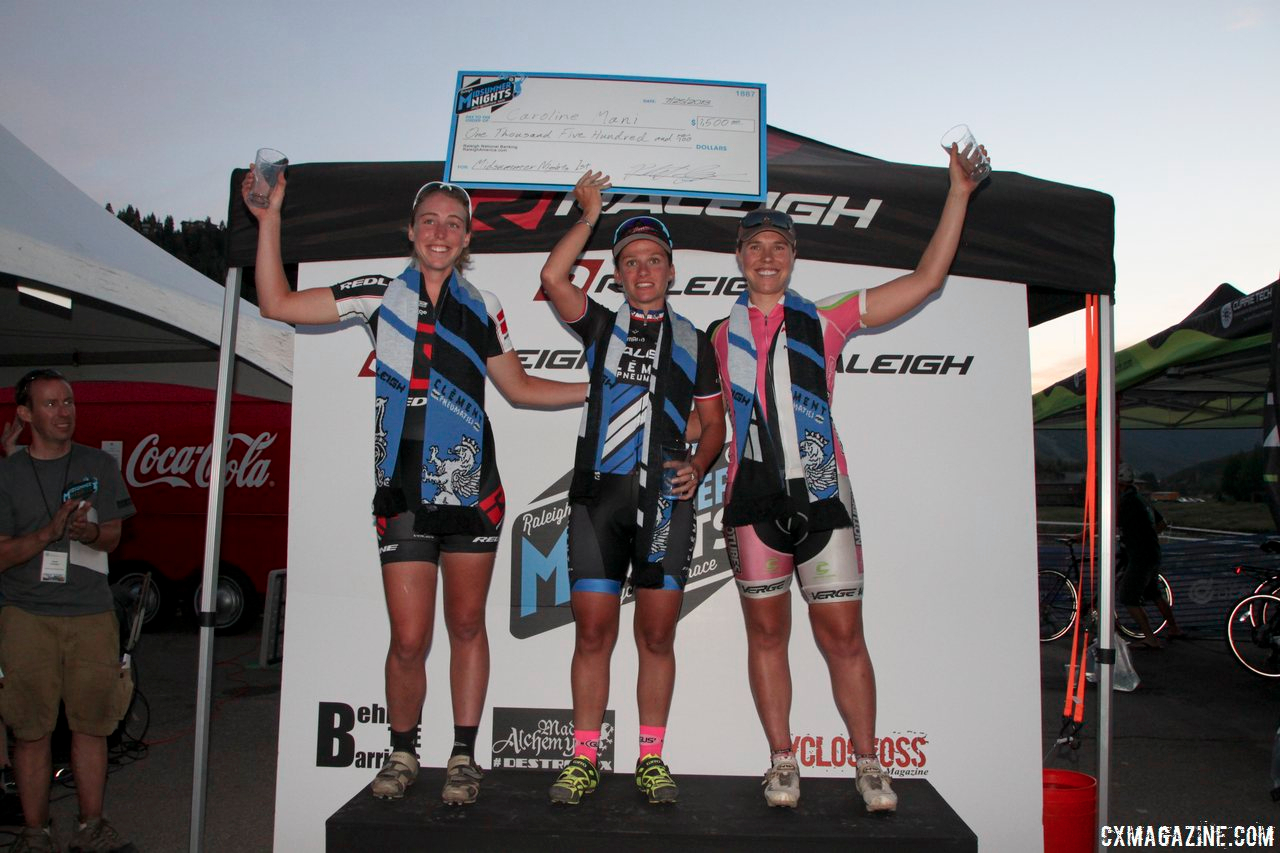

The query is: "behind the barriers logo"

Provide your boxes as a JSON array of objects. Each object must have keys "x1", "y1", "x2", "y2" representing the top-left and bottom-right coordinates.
[
  {"x1": 314, "y1": 700, "x2": 414, "y2": 770},
  {"x1": 510, "y1": 456, "x2": 734, "y2": 639},
  {"x1": 791, "y1": 730, "x2": 929, "y2": 777},
  {"x1": 491, "y1": 708, "x2": 616, "y2": 772}
]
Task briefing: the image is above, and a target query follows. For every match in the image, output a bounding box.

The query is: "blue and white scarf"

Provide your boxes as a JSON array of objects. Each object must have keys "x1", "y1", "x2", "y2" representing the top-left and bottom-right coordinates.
[
  {"x1": 571, "y1": 304, "x2": 699, "y2": 564},
  {"x1": 372, "y1": 264, "x2": 491, "y2": 533},
  {"x1": 723, "y1": 288, "x2": 848, "y2": 530}
]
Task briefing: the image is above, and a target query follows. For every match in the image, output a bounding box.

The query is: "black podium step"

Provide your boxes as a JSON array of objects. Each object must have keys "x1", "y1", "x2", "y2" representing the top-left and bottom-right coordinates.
[{"x1": 327, "y1": 768, "x2": 976, "y2": 851}]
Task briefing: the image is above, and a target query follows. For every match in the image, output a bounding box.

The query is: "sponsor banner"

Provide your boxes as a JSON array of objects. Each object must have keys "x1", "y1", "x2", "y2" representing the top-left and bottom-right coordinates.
[
  {"x1": 313, "y1": 700, "x2": 410, "y2": 770},
  {"x1": 275, "y1": 251, "x2": 1042, "y2": 852},
  {"x1": 791, "y1": 730, "x2": 929, "y2": 777},
  {"x1": 491, "y1": 707, "x2": 617, "y2": 772},
  {"x1": 511, "y1": 459, "x2": 732, "y2": 639}
]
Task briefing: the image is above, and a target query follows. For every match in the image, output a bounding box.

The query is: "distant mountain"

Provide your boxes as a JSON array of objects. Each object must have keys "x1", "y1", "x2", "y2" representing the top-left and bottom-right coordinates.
[{"x1": 1035, "y1": 428, "x2": 1261, "y2": 486}]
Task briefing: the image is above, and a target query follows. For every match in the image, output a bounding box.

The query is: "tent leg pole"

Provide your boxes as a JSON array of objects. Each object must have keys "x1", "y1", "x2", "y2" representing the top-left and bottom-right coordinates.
[
  {"x1": 1097, "y1": 294, "x2": 1117, "y2": 844},
  {"x1": 189, "y1": 267, "x2": 242, "y2": 852}
]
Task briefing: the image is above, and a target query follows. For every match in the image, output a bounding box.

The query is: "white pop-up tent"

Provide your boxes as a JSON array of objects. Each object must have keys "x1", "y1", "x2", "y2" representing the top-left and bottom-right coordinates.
[{"x1": 0, "y1": 123, "x2": 291, "y2": 393}]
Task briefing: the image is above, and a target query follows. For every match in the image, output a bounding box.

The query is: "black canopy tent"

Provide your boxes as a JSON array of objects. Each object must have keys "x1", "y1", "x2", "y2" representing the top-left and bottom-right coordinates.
[
  {"x1": 226, "y1": 126, "x2": 1114, "y2": 327},
  {"x1": 207, "y1": 126, "x2": 1119, "y2": 846}
]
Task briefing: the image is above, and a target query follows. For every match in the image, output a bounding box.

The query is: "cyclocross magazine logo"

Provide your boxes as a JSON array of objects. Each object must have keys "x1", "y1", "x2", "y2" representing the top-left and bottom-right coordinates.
[
  {"x1": 509, "y1": 455, "x2": 734, "y2": 639},
  {"x1": 491, "y1": 708, "x2": 616, "y2": 772},
  {"x1": 791, "y1": 730, "x2": 929, "y2": 777}
]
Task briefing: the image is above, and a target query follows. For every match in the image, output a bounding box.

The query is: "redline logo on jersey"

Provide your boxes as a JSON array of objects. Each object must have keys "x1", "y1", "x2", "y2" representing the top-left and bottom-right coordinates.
[{"x1": 792, "y1": 731, "x2": 929, "y2": 776}]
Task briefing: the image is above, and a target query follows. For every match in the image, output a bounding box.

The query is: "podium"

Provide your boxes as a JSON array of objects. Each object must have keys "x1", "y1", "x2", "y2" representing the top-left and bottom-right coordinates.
[{"x1": 327, "y1": 769, "x2": 976, "y2": 851}]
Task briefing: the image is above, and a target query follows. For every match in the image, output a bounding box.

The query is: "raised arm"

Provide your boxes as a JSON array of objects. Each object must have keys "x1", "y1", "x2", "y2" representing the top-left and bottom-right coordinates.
[
  {"x1": 487, "y1": 351, "x2": 587, "y2": 409},
  {"x1": 240, "y1": 170, "x2": 340, "y2": 325},
  {"x1": 539, "y1": 171, "x2": 611, "y2": 323},
  {"x1": 861, "y1": 144, "x2": 987, "y2": 328}
]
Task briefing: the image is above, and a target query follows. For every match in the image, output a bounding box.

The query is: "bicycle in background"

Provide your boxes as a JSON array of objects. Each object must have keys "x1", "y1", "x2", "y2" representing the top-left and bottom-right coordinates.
[
  {"x1": 1039, "y1": 537, "x2": 1173, "y2": 643},
  {"x1": 1225, "y1": 544, "x2": 1280, "y2": 678}
]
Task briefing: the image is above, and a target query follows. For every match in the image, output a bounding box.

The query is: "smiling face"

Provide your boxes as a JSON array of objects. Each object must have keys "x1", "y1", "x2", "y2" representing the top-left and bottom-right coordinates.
[
  {"x1": 737, "y1": 229, "x2": 796, "y2": 306},
  {"x1": 407, "y1": 191, "x2": 472, "y2": 274},
  {"x1": 19, "y1": 377, "x2": 76, "y2": 456},
  {"x1": 614, "y1": 238, "x2": 673, "y2": 312}
]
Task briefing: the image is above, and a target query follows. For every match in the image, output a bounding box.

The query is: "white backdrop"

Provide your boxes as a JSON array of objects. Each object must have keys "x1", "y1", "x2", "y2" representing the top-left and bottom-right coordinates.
[{"x1": 274, "y1": 248, "x2": 1043, "y2": 851}]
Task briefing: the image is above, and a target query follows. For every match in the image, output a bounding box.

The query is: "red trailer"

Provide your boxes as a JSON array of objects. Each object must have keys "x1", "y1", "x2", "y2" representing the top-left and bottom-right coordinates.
[{"x1": 1, "y1": 381, "x2": 290, "y2": 633}]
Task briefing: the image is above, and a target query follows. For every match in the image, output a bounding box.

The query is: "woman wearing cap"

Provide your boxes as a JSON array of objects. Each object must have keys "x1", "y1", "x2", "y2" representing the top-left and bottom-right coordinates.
[
  {"x1": 537, "y1": 171, "x2": 725, "y2": 805},
  {"x1": 707, "y1": 143, "x2": 988, "y2": 813},
  {"x1": 242, "y1": 172, "x2": 585, "y2": 806}
]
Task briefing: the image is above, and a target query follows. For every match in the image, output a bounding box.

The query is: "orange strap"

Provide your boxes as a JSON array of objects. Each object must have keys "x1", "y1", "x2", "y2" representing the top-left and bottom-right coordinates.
[{"x1": 1063, "y1": 296, "x2": 1099, "y2": 723}]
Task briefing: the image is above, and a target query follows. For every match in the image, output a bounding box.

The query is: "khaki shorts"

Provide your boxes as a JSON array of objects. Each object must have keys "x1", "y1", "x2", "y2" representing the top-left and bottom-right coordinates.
[{"x1": 0, "y1": 607, "x2": 134, "y2": 741}]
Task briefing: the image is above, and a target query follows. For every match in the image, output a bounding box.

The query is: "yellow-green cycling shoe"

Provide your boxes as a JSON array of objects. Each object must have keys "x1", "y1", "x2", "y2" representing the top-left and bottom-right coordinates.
[
  {"x1": 635, "y1": 754, "x2": 679, "y2": 804},
  {"x1": 549, "y1": 756, "x2": 599, "y2": 805}
]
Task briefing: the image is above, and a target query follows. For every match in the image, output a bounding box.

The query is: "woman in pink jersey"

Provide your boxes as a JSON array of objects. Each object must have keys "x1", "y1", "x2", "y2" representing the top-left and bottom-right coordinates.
[{"x1": 708, "y1": 141, "x2": 988, "y2": 812}]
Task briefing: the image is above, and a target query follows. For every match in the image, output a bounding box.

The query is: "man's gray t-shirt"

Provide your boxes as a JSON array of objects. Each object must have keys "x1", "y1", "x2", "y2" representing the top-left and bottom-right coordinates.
[{"x1": 0, "y1": 444, "x2": 135, "y2": 615}]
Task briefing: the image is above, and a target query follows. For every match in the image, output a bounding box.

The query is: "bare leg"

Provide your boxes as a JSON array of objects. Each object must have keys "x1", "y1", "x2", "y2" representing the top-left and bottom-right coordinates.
[
  {"x1": 70, "y1": 732, "x2": 108, "y2": 820},
  {"x1": 569, "y1": 591, "x2": 620, "y2": 729},
  {"x1": 440, "y1": 552, "x2": 496, "y2": 728},
  {"x1": 633, "y1": 589, "x2": 683, "y2": 727},
  {"x1": 809, "y1": 600, "x2": 877, "y2": 754},
  {"x1": 13, "y1": 735, "x2": 51, "y2": 828},
  {"x1": 740, "y1": 593, "x2": 794, "y2": 752},
  {"x1": 1126, "y1": 605, "x2": 1160, "y2": 647},
  {"x1": 381, "y1": 561, "x2": 439, "y2": 733}
]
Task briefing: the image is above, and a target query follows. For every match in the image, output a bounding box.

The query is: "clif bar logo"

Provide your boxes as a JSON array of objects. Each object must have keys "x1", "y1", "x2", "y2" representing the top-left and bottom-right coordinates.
[
  {"x1": 510, "y1": 455, "x2": 734, "y2": 639},
  {"x1": 792, "y1": 731, "x2": 929, "y2": 777}
]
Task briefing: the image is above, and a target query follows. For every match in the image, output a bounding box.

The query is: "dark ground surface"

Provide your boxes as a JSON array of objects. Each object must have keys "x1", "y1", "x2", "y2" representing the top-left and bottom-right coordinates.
[{"x1": 0, "y1": 618, "x2": 1275, "y2": 851}]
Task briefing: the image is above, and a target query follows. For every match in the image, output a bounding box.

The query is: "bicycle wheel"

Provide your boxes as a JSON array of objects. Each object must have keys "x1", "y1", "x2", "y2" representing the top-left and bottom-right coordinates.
[
  {"x1": 1116, "y1": 573, "x2": 1173, "y2": 639},
  {"x1": 1226, "y1": 593, "x2": 1280, "y2": 678},
  {"x1": 1039, "y1": 570, "x2": 1078, "y2": 642}
]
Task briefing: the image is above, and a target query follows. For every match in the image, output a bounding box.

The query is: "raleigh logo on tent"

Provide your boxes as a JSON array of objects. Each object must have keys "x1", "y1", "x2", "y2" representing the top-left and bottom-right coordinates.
[
  {"x1": 510, "y1": 456, "x2": 735, "y2": 639},
  {"x1": 456, "y1": 76, "x2": 523, "y2": 114}
]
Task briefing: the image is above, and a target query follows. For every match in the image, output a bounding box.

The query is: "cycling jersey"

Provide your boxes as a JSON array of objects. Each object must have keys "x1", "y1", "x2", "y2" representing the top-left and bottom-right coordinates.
[
  {"x1": 331, "y1": 274, "x2": 511, "y2": 535},
  {"x1": 709, "y1": 288, "x2": 868, "y2": 602}
]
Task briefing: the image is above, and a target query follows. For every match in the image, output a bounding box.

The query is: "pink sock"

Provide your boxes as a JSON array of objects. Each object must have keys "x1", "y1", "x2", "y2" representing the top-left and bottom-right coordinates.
[
  {"x1": 638, "y1": 725, "x2": 666, "y2": 759},
  {"x1": 574, "y1": 729, "x2": 600, "y2": 765}
]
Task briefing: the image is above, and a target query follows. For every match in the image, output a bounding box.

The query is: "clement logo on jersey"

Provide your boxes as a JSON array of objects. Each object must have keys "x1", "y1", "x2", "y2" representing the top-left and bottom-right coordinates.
[
  {"x1": 791, "y1": 731, "x2": 929, "y2": 777},
  {"x1": 490, "y1": 708, "x2": 616, "y2": 772},
  {"x1": 509, "y1": 451, "x2": 734, "y2": 639}
]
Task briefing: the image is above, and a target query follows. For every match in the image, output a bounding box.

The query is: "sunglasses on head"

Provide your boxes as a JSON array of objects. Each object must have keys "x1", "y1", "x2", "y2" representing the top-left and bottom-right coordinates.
[
  {"x1": 739, "y1": 208, "x2": 796, "y2": 233},
  {"x1": 412, "y1": 181, "x2": 473, "y2": 214},
  {"x1": 15, "y1": 368, "x2": 66, "y2": 407},
  {"x1": 613, "y1": 216, "x2": 673, "y2": 246}
]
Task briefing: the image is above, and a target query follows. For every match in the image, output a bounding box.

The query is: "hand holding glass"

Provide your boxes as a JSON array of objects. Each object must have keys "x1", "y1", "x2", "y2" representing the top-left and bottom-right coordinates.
[
  {"x1": 248, "y1": 148, "x2": 288, "y2": 208},
  {"x1": 661, "y1": 441, "x2": 690, "y2": 497},
  {"x1": 939, "y1": 125, "x2": 991, "y2": 183}
]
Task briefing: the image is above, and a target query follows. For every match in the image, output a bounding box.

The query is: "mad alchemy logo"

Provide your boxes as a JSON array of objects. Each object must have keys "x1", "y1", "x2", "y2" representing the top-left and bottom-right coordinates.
[
  {"x1": 491, "y1": 707, "x2": 617, "y2": 772},
  {"x1": 510, "y1": 455, "x2": 734, "y2": 639}
]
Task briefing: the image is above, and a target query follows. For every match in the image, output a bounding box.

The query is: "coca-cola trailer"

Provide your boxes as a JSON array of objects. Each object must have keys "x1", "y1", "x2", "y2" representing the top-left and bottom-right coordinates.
[{"x1": 1, "y1": 381, "x2": 290, "y2": 634}]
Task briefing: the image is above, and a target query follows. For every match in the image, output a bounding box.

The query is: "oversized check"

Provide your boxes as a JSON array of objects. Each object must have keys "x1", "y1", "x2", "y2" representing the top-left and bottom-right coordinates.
[{"x1": 445, "y1": 72, "x2": 766, "y2": 201}]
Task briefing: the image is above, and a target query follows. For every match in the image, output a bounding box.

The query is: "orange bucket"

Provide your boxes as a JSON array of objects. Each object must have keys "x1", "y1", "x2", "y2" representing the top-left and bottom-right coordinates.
[{"x1": 1043, "y1": 769, "x2": 1097, "y2": 853}]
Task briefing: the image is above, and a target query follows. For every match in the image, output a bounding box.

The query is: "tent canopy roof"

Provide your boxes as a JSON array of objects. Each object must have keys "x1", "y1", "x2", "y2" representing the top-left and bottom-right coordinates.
[
  {"x1": 1034, "y1": 281, "x2": 1279, "y2": 429},
  {"x1": 227, "y1": 127, "x2": 1114, "y2": 327},
  {"x1": 0, "y1": 124, "x2": 292, "y2": 389}
]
